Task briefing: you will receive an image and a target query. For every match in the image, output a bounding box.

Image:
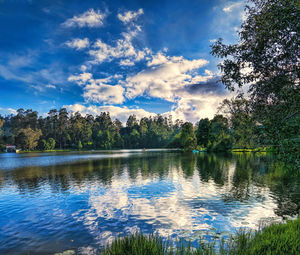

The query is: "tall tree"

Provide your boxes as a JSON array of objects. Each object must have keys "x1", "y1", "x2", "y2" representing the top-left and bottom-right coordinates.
[
  {"x1": 196, "y1": 118, "x2": 210, "y2": 147},
  {"x1": 219, "y1": 97, "x2": 257, "y2": 148},
  {"x1": 211, "y1": 0, "x2": 299, "y2": 165},
  {"x1": 208, "y1": 115, "x2": 231, "y2": 151},
  {"x1": 57, "y1": 108, "x2": 69, "y2": 148},
  {"x1": 180, "y1": 122, "x2": 197, "y2": 151},
  {"x1": 0, "y1": 118, "x2": 4, "y2": 136},
  {"x1": 15, "y1": 128, "x2": 42, "y2": 150}
]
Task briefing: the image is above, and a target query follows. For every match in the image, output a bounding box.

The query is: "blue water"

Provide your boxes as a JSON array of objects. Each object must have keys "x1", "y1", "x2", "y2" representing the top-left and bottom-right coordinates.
[{"x1": 0, "y1": 150, "x2": 298, "y2": 254}]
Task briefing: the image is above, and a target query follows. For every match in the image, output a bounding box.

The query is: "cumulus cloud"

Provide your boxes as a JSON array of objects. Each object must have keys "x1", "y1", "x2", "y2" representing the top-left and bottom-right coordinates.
[
  {"x1": 163, "y1": 94, "x2": 229, "y2": 123},
  {"x1": 87, "y1": 9, "x2": 149, "y2": 66},
  {"x1": 119, "y1": 59, "x2": 135, "y2": 66},
  {"x1": 117, "y1": 8, "x2": 143, "y2": 24},
  {"x1": 89, "y1": 30, "x2": 150, "y2": 64},
  {"x1": 65, "y1": 38, "x2": 90, "y2": 50},
  {"x1": 84, "y1": 82, "x2": 125, "y2": 105},
  {"x1": 124, "y1": 53, "x2": 209, "y2": 101},
  {"x1": 120, "y1": 51, "x2": 230, "y2": 121},
  {"x1": 68, "y1": 72, "x2": 93, "y2": 85},
  {"x1": 68, "y1": 73, "x2": 125, "y2": 104},
  {"x1": 146, "y1": 52, "x2": 169, "y2": 66},
  {"x1": 64, "y1": 104, "x2": 156, "y2": 123},
  {"x1": 62, "y1": 9, "x2": 106, "y2": 28}
]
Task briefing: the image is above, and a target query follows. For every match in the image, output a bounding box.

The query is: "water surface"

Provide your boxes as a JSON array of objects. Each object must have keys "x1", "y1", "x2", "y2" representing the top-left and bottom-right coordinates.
[{"x1": 0, "y1": 150, "x2": 299, "y2": 254}]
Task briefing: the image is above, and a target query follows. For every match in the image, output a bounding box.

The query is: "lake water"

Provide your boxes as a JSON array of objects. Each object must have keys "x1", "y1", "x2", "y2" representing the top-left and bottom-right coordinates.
[{"x1": 0, "y1": 150, "x2": 299, "y2": 254}]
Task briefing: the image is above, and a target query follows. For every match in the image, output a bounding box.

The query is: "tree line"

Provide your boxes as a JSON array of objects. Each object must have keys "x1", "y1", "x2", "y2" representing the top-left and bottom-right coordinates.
[{"x1": 0, "y1": 96, "x2": 280, "y2": 153}]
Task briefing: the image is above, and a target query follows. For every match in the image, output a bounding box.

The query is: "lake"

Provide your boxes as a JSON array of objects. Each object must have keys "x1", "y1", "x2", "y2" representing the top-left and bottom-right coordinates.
[{"x1": 0, "y1": 150, "x2": 299, "y2": 254}]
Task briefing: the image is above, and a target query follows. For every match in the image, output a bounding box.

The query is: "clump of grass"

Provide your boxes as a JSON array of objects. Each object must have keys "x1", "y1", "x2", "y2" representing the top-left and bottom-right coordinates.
[
  {"x1": 228, "y1": 218, "x2": 300, "y2": 255},
  {"x1": 101, "y1": 218, "x2": 300, "y2": 255},
  {"x1": 101, "y1": 233, "x2": 217, "y2": 255},
  {"x1": 101, "y1": 233, "x2": 166, "y2": 255}
]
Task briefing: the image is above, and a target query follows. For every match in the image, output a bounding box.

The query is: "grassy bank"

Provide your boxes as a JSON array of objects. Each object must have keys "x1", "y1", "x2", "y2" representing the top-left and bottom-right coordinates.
[
  {"x1": 191, "y1": 146, "x2": 277, "y2": 153},
  {"x1": 231, "y1": 146, "x2": 277, "y2": 153},
  {"x1": 101, "y1": 218, "x2": 299, "y2": 255},
  {"x1": 17, "y1": 149, "x2": 72, "y2": 153}
]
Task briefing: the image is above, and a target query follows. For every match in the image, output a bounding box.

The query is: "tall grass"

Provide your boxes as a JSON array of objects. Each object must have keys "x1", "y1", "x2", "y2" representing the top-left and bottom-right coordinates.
[{"x1": 101, "y1": 218, "x2": 300, "y2": 255}]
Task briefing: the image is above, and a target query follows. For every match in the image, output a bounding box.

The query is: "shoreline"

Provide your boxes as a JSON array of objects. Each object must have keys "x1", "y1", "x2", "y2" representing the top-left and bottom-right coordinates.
[{"x1": 0, "y1": 147, "x2": 278, "y2": 154}]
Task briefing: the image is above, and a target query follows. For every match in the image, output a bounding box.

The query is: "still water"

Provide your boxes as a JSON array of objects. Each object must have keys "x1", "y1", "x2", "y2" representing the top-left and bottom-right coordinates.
[{"x1": 0, "y1": 150, "x2": 299, "y2": 254}]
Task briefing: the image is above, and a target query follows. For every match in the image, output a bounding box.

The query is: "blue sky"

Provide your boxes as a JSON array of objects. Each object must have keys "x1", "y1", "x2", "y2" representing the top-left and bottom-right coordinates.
[{"x1": 0, "y1": 0, "x2": 246, "y2": 122}]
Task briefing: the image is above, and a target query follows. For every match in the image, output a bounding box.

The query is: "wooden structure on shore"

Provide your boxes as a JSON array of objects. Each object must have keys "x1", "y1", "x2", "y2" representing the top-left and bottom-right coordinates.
[{"x1": 5, "y1": 144, "x2": 17, "y2": 152}]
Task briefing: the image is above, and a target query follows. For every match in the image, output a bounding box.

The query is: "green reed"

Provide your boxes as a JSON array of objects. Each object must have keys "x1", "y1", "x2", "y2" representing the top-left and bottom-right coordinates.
[{"x1": 101, "y1": 218, "x2": 299, "y2": 255}]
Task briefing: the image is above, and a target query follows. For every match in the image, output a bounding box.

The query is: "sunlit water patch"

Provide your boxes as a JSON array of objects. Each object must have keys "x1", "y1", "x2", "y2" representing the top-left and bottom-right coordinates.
[{"x1": 0, "y1": 150, "x2": 299, "y2": 254}]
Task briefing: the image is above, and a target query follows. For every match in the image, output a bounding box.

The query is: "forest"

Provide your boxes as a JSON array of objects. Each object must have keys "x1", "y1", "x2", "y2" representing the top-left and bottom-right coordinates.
[
  {"x1": 0, "y1": 95, "x2": 297, "y2": 157},
  {"x1": 0, "y1": 105, "x2": 234, "y2": 152}
]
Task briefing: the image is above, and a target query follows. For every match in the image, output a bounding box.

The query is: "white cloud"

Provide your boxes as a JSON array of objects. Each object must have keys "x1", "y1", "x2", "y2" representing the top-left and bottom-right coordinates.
[
  {"x1": 63, "y1": 9, "x2": 106, "y2": 28},
  {"x1": 89, "y1": 30, "x2": 150, "y2": 64},
  {"x1": 68, "y1": 72, "x2": 93, "y2": 85},
  {"x1": 46, "y1": 84, "x2": 56, "y2": 89},
  {"x1": 223, "y1": 2, "x2": 242, "y2": 13},
  {"x1": 68, "y1": 73, "x2": 125, "y2": 104},
  {"x1": 65, "y1": 38, "x2": 90, "y2": 50},
  {"x1": 80, "y1": 65, "x2": 87, "y2": 72},
  {"x1": 117, "y1": 8, "x2": 143, "y2": 24},
  {"x1": 64, "y1": 104, "x2": 155, "y2": 123},
  {"x1": 146, "y1": 52, "x2": 169, "y2": 66},
  {"x1": 0, "y1": 107, "x2": 17, "y2": 115},
  {"x1": 120, "y1": 59, "x2": 135, "y2": 66},
  {"x1": 163, "y1": 94, "x2": 228, "y2": 123},
  {"x1": 124, "y1": 53, "x2": 209, "y2": 101},
  {"x1": 84, "y1": 82, "x2": 125, "y2": 104},
  {"x1": 118, "y1": 53, "x2": 228, "y2": 122},
  {"x1": 88, "y1": 10, "x2": 149, "y2": 66}
]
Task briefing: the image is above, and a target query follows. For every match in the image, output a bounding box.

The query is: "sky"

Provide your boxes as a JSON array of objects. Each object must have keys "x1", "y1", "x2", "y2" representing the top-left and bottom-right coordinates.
[{"x1": 0, "y1": 0, "x2": 247, "y2": 123}]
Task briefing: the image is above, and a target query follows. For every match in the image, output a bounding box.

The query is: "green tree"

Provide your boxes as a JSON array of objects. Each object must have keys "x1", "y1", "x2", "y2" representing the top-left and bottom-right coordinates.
[
  {"x1": 211, "y1": 0, "x2": 299, "y2": 166},
  {"x1": 15, "y1": 128, "x2": 42, "y2": 151},
  {"x1": 219, "y1": 97, "x2": 257, "y2": 148},
  {"x1": 0, "y1": 118, "x2": 4, "y2": 136},
  {"x1": 208, "y1": 115, "x2": 231, "y2": 151},
  {"x1": 57, "y1": 108, "x2": 69, "y2": 148},
  {"x1": 48, "y1": 138, "x2": 56, "y2": 150},
  {"x1": 78, "y1": 140, "x2": 83, "y2": 150},
  {"x1": 180, "y1": 122, "x2": 197, "y2": 151},
  {"x1": 196, "y1": 118, "x2": 210, "y2": 147},
  {"x1": 39, "y1": 139, "x2": 48, "y2": 150},
  {"x1": 129, "y1": 129, "x2": 140, "y2": 148}
]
